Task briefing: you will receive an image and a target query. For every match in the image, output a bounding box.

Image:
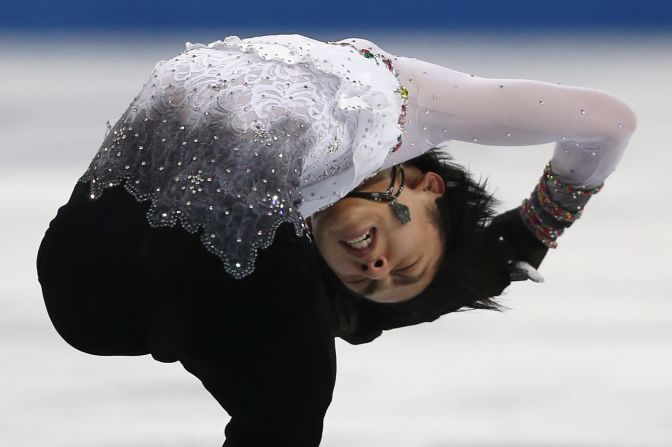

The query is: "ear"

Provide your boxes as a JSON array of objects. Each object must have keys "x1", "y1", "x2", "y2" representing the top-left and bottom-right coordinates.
[{"x1": 414, "y1": 171, "x2": 446, "y2": 195}]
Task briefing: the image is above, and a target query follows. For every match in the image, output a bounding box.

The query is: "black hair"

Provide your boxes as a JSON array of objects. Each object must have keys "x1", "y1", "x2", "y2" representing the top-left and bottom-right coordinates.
[
  {"x1": 322, "y1": 148, "x2": 517, "y2": 344},
  {"x1": 403, "y1": 148, "x2": 505, "y2": 310}
]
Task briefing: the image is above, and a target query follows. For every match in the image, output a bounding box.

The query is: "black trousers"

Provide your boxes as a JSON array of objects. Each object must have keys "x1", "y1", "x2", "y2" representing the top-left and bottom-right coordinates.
[{"x1": 36, "y1": 181, "x2": 337, "y2": 447}]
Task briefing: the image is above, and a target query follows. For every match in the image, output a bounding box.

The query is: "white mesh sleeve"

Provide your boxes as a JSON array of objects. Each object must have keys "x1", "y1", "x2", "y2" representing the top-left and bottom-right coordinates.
[{"x1": 393, "y1": 56, "x2": 638, "y2": 188}]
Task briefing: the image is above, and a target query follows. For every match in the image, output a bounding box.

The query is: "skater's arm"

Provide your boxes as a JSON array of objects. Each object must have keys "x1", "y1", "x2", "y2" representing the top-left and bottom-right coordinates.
[
  {"x1": 336, "y1": 38, "x2": 636, "y2": 188},
  {"x1": 396, "y1": 55, "x2": 637, "y2": 248},
  {"x1": 397, "y1": 57, "x2": 637, "y2": 188}
]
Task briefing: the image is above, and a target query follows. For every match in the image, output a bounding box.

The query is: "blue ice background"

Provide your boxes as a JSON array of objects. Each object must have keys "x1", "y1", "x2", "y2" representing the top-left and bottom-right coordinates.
[{"x1": 2, "y1": 0, "x2": 671, "y2": 31}]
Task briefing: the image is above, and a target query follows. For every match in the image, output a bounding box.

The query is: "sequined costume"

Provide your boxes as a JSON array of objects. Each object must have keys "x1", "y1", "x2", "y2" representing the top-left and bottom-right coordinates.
[
  {"x1": 75, "y1": 34, "x2": 635, "y2": 279},
  {"x1": 37, "y1": 34, "x2": 636, "y2": 447},
  {"x1": 77, "y1": 35, "x2": 406, "y2": 278}
]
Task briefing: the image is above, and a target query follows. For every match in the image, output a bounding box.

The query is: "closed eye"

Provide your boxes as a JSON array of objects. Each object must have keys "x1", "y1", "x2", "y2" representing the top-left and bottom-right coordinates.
[
  {"x1": 347, "y1": 260, "x2": 418, "y2": 287},
  {"x1": 396, "y1": 262, "x2": 416, "y2": 275}
]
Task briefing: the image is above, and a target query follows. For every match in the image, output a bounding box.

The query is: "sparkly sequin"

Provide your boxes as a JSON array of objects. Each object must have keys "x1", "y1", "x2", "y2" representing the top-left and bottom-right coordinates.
[
  {"x1": 80, "y1": 108, "x2": 310, "y2": 279},
  {"x1": 330, "y1": 40, "x2": 408, "y2": 153},
  {"x1": 77, "y1": 34, "x2": 407, "y2": 279}
]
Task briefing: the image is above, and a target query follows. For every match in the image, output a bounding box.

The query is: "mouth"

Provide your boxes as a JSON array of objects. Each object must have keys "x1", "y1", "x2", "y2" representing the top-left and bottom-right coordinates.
[{"x1": 339, "y1": 227, "x2": 377, "y2": 258}]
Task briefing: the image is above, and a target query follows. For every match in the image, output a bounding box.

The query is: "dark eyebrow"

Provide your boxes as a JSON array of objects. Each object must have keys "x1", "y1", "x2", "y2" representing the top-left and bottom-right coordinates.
[{"x1": 361, "y1": 259, "x2": 428, "y2": 297}]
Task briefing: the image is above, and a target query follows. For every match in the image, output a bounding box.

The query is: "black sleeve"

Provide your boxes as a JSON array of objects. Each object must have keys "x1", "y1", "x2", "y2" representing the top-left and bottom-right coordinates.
[{"x1": 485, "y1": 206, "x2": 550, "y2": 270}]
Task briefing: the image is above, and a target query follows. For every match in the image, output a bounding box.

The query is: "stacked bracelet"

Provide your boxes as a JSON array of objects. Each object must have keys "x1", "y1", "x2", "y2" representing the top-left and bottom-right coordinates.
[
  {"x1": 542, "y1": 163, "x2": 603, "y2": 197},
  {"x1": 536, "y1": 181, "x2": 582, "y2": 223},
  {"x1": 520, "y1": 162, "x2": 603, "y2": 248},
  {"x1": 521, "y1": 198, "x2": 564, "y2": 248}
]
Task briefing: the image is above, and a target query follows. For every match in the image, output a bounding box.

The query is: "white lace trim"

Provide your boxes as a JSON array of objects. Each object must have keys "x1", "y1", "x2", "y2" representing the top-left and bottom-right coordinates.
[
  {"x1": 78, "y1": 34, "x2": 406, "y2": 279},
  {"x1": 185, "y1": 35, "x2": 405, "y2": 215}
]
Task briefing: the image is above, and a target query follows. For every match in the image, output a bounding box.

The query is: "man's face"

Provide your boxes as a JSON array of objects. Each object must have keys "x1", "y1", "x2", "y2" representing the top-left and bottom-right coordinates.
[{"x1": 309, "y1": 166, "x2": 445, "y2": 303}]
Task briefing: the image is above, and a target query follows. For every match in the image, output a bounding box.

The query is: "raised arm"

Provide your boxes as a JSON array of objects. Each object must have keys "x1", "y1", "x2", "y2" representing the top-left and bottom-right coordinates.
[
  {"x1": 337, "y1": 37, "x2": 637, "y2": 256},
  {"x1": 391, "y1": 52, "x2": 636, "y2": 251},
  {"x1": 339, "y1": 37, "x2": 636, "y2": 188},
  {"x1": 392, "y1": 56, "x2": 637, "y2": 189}
]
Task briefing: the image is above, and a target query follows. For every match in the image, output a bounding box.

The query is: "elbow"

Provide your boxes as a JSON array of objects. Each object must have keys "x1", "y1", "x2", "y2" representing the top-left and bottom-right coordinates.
[
  {"x1": 597, "y1": 90, "x2": 638, "y2": 140},
  {"x1": 617, "y1": 99, "x2": 638, "y2": 137}
]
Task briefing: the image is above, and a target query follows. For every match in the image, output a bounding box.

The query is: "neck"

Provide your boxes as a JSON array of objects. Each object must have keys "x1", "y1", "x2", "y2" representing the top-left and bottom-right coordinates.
[{"x1": 356, "y1": 164, "x2": 423, "y2": 191}]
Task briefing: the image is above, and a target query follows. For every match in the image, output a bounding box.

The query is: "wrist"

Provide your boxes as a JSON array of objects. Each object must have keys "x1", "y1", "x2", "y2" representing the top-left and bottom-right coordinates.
[{"x1": 520, "y1": 162, "x2": 603, "y2": 248}]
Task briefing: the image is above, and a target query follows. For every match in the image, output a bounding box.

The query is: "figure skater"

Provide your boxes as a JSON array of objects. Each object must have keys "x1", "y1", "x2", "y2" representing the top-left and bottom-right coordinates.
[{"x1": 36, "y1": 34, "x2": 637, "y2": 446}]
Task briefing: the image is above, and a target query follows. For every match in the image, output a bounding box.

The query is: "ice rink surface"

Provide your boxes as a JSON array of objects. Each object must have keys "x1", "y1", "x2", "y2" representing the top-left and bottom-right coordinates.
[{"x1": 1, "y1": 30, "x2": 670, "y2": 446}]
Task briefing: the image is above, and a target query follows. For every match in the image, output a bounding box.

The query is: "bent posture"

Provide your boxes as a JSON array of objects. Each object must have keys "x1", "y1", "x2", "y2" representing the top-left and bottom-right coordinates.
[{"x1": 37, "y1": 34, "x2": 636, "y2": 446}]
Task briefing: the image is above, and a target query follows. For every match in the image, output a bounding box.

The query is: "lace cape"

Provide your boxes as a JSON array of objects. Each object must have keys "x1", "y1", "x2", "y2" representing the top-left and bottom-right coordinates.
[{"x1": 78, "y1": 34, "x2": 406, "y2": 279}]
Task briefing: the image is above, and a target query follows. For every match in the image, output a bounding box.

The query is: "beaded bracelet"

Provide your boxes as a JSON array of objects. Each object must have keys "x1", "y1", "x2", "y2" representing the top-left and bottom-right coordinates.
[
  {"x1": 520, "y1": 162, "x2": 604, "y2": 248},
  {"x1": 543, "y1": 162, "x2": 603, "y2": 196},
  {"x1": 536, "y1": 181, "x2": 583, "y2": 223},
  {"x1": 521, "y1": 197, "x2": 564, "y2": 248}
]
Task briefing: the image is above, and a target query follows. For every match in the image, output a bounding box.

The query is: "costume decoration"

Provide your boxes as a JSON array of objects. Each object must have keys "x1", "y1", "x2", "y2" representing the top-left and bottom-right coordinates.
[
  {"x1": 520, "y1": 162, "x2": 603, "y2": 248},
  {"x1": 78, "y1": 35, "x2": 406, "y2": 279},
  {"x1": 329, "y1": 41, "x2": 408, "y2": 153},
  {"x1": 75, "y1": 33, "x2": 636, "y2": 279},
  {"x1": 343, "y1": 165, "x2": 411, "y2": 224}
]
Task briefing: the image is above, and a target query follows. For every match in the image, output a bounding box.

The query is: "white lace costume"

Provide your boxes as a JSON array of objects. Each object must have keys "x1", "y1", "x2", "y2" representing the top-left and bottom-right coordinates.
[{"x1": 78, "y1": 34, "x2": 637, "y2": 279}]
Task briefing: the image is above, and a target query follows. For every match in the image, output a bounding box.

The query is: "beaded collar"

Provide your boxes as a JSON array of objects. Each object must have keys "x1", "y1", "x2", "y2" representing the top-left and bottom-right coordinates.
[{"x1": 329, "y1": 41, "x2": 408, "y2": 153}]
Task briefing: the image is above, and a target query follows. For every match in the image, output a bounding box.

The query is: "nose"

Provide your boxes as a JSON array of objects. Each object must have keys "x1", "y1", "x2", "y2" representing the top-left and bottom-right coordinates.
[{"x1": 360, "y1": 256, "x2": 390, "y2": 279}]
